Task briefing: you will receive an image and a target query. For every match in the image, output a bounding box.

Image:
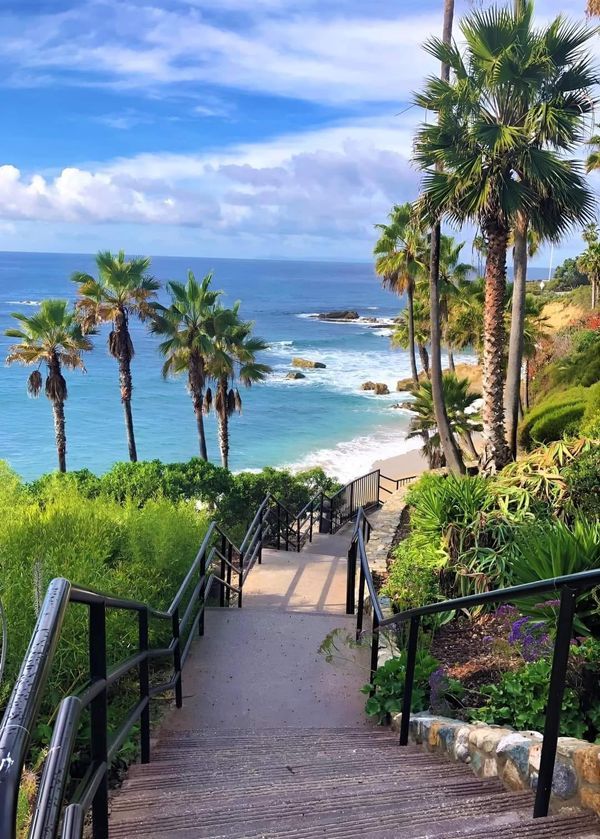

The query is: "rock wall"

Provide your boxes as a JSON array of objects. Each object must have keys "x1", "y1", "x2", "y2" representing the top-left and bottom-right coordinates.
[{"x1": 391, "y1": 711, "x2": 600, "y2": 817}]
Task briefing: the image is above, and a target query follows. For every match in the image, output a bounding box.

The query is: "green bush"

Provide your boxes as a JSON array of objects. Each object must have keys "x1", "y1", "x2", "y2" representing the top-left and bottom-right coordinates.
[
  {"x1": 519, "y1": 387, "x2": 588, "y2": 449},
  {"x1": 475, "y1": 659, "x2": 586, "y2": 738},
  {"x1": 563, "y1": 449, "x2": 600, "y2": 519},
  {"x1": 382, "y1": 535, "x2": 446, "y2": 612},
  {"x1": 408, "y1": 474, "x2": 491, "y2": 538},
  {"x1": 362, "y1": 649, "x2": 440, "y2": 724}
]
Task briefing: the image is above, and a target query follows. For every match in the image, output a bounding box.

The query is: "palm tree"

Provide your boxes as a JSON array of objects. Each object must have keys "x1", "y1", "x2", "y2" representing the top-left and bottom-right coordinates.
[
  {"x1": 438, "y1": 236, "x2": 472, "y2": 371},
  {"x1": 5, "y1": 300, "x2": 94, "y2": 472},
  {"x1": 374, "y1": 204, "x2": 427, "y2": 387},
  {"x1": 586, "y1": 130, "x2": 600, "y2": 172},
  {"x1": 72, "y1": 250, "x2": 159, "y2": 462},
  {"x1": 391, "y1": 296, "x2": 431, "y2": 379},
  {"x1": 577, "y1": 225, "x2": 600, "y2": 309},
  {"x1": 414, "y1": 4, "x2": 595, "y2": 471},
  {"x1": 522, "y1": 294, "x2": 550, "y2": 412},
  {"x1": 407, "y1": 374, "x2": 482, "y2": 468},
  {"x1": 422, "y1": 0, "x2": 466, "y2": 476},
  {"x1": 151, "y1": 271, "x2": 221, "y2": 460},
  {"x1": 204, "y1": 305, "x2": 271, "y2": 469}
]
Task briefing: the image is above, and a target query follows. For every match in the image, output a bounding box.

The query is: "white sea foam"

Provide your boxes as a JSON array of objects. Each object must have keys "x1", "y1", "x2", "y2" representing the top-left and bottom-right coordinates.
[
  {"x1": 9, "y1": 299, "x2": 40, "y2": 306},
  {"x1": 282, "y1": 428, "x2": 422, "y2": 483}
]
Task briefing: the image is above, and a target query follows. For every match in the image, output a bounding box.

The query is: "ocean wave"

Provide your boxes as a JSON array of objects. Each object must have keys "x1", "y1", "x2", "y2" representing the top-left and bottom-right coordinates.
[
  {"x1": 266, "y1": 340, "x2": 295, "y2": 352},
  {"x1": 9, "y1": 299, "x2": 40, "y2": 306},
  {"x1": 282, "y1": 428, "x2": 421, "y2": 483}
]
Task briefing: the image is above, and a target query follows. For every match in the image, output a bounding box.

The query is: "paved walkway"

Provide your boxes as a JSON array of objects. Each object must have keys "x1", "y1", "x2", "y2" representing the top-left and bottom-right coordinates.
[{"x1": 109, "y1": 525, "x2": 600, "y2": 838}]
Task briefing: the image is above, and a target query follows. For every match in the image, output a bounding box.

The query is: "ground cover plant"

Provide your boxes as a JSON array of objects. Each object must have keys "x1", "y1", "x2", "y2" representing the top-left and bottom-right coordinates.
[{"x1": 378, "y1": 440, "x2": 600, "y2": 740}]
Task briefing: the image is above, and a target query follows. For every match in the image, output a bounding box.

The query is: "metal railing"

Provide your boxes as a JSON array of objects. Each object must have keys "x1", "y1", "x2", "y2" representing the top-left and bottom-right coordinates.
[
  {"x1": 379, "y1": 472, "x2": 416, "y2": 498},
  {"x1": 0, "y1": 489, "x2": 312, "y2": 839},
  {"x1": 347, "y1": 507, "x2": 600, "y2": 820}
]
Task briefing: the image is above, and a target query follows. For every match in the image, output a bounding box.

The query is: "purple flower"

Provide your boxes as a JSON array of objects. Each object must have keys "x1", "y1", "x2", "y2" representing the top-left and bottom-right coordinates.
[{"x1": 508, "y1": 616, "x2": 531, "y2": 645}]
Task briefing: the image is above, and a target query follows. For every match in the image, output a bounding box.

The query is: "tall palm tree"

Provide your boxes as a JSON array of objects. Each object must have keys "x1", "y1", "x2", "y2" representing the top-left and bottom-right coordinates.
[
  {"x1": 577, "y1": 225, "x2": 600, "y2": 309},
  {"x1": 446, "y1": 278, "x2": 486, "y2": 363},
  {"x1": 204, "y1": 305, "x2": 271, "y2": 469},
  {"x1": 72, "y1": 250, "x2": 159, "y2": 462},
  {"x1": 586, "y1": 129, "x2": 600, "y2": 172},
  {"x1": 407, "y1": 374, "x2": 482, "y2": 468},
  {"x1": 501, "y1": 3, "x2": 597, "y2": 459},
  {"x1": 373, "y1": 204, "x2": 427, "y2": 387},
  {"x1": 414, "y1": 4, "x2": 595, "y2": 471},
  {"x1": 423, "y1": 0, "x2": 466, "y2": 477},
  {"x1": 151, "y1": 271, "x2": 221, "y2": 460},
  {"x1": 522, "y1": 294, "x2": 550, "y2": 412},
  {"x1": 5, "y1": 300, "x2": 94, "y2": 472}
]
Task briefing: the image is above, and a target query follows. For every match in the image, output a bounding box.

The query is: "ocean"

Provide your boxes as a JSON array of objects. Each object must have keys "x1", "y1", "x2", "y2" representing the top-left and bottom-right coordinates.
[{"x1": 0, "y1": 251, "x2": 461, "y2": 482}]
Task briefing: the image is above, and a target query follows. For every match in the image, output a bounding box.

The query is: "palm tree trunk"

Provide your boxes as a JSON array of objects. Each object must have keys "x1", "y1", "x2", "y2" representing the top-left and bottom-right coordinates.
[
  {"x1": 505, "y1": 210, "x2": 528, "y2": 459},
  {"x1": 52, "y1": 398, "x2": 67, "y2": 473},
  {"x1": 407, "y1": 282, "x2": 419, "y2": 386},
  {"x1": 114, "y1": 314, "x2": 137, "y2": 462},
  {"x1": 448, "y1": 349, "x2": 455, "y2": 372},
  {"x1": 482, "y1": 221, "x2": 511, "y2": 472},
  {"x1": 188, "y1": 357, "x2": 208, "y2": 460},
  {"x1": 524, "y1": 357, "x2": 530, "y2": 411},
  {"x1": 427, "y1": 0, "x2": 465, "y2": 475},
  {"x1": 461, "y1": 429, "x2": 479, "y2": 461},
  {"x1": 418, "y1": 344, "x2": 430, "y2": 379},
  {"x1": 217, "y1": 377, "x2": 229, "y2": 469}
]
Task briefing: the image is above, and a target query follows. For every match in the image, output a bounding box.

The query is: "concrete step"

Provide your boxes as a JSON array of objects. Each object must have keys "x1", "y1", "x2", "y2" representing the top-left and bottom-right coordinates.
[{"x1": 109, "y1": 729, "x2": 600, "y2": 838}]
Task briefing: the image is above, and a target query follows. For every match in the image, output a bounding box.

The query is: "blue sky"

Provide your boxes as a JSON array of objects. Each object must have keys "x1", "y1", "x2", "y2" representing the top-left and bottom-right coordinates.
[{"x1": 0, "y1": 0, "x2": 597, "y2": 262}]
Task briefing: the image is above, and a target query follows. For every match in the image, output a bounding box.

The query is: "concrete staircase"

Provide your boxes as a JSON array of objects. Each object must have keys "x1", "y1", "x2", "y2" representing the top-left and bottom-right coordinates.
[{"x1": 108, "y1": 529, "x2": 600, "y2": 838}]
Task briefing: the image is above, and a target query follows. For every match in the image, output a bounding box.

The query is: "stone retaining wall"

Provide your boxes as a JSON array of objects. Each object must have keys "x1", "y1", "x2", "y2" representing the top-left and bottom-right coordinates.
[{"x1": 391, "y1": 711, "x2": 600, "y2": 817}]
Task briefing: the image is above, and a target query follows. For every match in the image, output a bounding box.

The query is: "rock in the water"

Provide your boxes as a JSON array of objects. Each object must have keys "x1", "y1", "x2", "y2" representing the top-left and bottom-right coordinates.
[
  {"x1": 316, "y1": 310, "x2": 359, "y2": 320},
  {"x1": 285, "y1": 371, "x2": 306, "y2": 380},
  {"x1": 292, "y1": 357, "x2": 327, "y2": 369},
  {"x1": 361, "y1": 381, "x2": 376, "y2": 391},
  {"x1": 374, "y1": 383, "x2": 390, "y2": 395}
]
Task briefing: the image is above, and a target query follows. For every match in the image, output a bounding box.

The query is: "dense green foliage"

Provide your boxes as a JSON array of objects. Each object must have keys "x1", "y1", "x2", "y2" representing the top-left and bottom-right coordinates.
[
  {"x1": 547, "y1": 257, "x2": 589, "y2": 292},
  {"x1": 362, "y1": 649, "x2": 440, "y2": 724},
  {"x1": 519, "y1": 387, "x2": 591, "y2": 449}
]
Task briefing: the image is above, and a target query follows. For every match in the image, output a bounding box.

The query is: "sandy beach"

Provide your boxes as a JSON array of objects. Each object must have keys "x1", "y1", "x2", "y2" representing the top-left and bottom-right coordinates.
[{"x1": 371, "y1": 446, "x2": 429, "y2": 481}]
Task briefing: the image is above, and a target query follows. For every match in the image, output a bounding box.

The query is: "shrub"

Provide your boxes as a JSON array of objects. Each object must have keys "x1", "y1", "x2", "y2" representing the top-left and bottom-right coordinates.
[
  {"x1": 362, "y1": 649, "x2": 440, "y2": 724},
  {"x1": 519, "y1": 387, "x2": 588, "y2": 449},
  {"x1": 408, "y1": 474, "x2": 491, "y2": 539},
  {"x1": 382, "y1": 535, "x2": 446, "y2": 612},
  {"x1": 475, "y1": 659, "x2": 586, "y2": 738},
  {"x1": 563, "y1": 449, "x2": 600, "y2": 519}
]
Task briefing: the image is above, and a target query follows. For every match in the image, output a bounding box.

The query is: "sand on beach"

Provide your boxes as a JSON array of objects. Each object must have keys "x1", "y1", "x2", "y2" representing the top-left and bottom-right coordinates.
[{"x1": 371, "y1": 447, "x2": 429, "y2": 481}]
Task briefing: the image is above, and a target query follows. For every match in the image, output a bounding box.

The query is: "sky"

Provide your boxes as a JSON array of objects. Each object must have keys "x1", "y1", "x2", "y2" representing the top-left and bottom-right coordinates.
[{"x1": 0, "y1": 0, "x2": 598, "y2": 264}]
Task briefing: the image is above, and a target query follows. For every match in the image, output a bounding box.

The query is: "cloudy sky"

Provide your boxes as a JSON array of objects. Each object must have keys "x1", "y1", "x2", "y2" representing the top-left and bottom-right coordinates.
[{"x1": 0, "y1": 0, "x2": 597, "y2": 262}]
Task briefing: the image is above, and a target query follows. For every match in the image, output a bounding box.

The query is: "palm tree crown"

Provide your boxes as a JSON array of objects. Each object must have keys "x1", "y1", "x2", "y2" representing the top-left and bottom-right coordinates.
[{"x1": 5, "y1": 299, "x2": 94, "y2": 472}]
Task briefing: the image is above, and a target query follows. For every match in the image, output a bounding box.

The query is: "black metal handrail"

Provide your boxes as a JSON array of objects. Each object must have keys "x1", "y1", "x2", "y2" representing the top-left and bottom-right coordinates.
[
  {"x1": 0, "y1": 488, "x2": 304, "y2": 839},
  {"x1": 347, "y1": 507, "x2": 600, "y2": 820},
  {"x1": 379, "y1": 472, "x2": 417, "y2": 496}
]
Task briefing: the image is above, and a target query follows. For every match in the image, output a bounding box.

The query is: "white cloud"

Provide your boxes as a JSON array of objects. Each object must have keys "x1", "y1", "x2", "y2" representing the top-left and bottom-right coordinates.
[{"x1": 0, "y1": 116, "x2": 418, "y2": 250}]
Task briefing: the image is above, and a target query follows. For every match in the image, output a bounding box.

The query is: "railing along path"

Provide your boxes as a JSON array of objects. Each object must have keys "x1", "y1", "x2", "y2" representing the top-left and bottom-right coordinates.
[
  {"x1": 347, "y1": 505, "x2": 600, "y2": 821},
  {"x1": 0, "y1": 468, "x2": 402, "y2": 839}
]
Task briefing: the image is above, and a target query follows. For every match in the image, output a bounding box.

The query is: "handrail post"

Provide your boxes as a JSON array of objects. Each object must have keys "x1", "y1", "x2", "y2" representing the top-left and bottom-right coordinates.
[
  {"x1": 172, "y1": 608, "x2": 183, "y2": 709},
  {"x1": 349, "y1": 481, "x2": 355, "y2": 520},
  {"x1": 276, "y1": 502, "x2": 281, "y2": 550},
  {"x1": 319, "y1": 492, "x2": 325, "y2": 534},
  {"x1": 346, "y1": 539, "x2": 357, "y2": 615},
  {"x1": 89, "y1": 601, "x2": 109, "y2": 839},
  {"x1": 138, "y1": 608, "x2": 150, "y2": 765},
  {"x1": 199, "y1": 549, "x2": 206, "y2": 636},
  {"x1": 226, "y1": 541, "x2": 233, "y2": 604},
  {"x1": 534, "y1": 586, "x2": 577, "y2": 818},
  {"x1": 399, "y1": 615, "x2": 420, "y2": 746},
  {"x1": 285, "y1": 509, "x2": 290, "y2": 551},
  {"x1": 309, "y1": 505, "x2": 314, "y2": 543},
  {"x1": 238, "y1": 551, "x2": 244, "y2": 608},
  {"x1": 376, "y1": 469, "x2": 381, "y2": 504},
  {"x1": 296, "y1": 516, "x2": 301, "y2": 553},
  {"x1": 258, "y1": 507, "x2": 264, "y2": 564},
  {"x1": 356, "y1": 562, "x2": 366, "y2": 641},
  {"x1": 219, "y1": 533, "x2": 227, "y2": 607},
  {"x1": 370, "y1": 612, "x2": 379, "y2": 687}
]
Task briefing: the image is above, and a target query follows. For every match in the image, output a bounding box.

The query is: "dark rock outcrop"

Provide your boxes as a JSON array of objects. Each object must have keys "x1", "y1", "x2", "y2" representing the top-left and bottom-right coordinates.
[
  {"x1": 285, "y1": 371, "x2": 306, "y2": 380},
  {"x1": 316, "y1": 310, "x2": 359, "y2": 321},
  {"x1": 292, "y1": 357, "x2": 327, "y2": 369}
]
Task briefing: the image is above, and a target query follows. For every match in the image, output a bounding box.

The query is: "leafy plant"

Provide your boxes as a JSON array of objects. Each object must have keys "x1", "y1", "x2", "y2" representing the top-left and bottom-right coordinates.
[
  {"x1": 563, "y1": 448, "x2": 600, "y2": 519},
  {"x1": 362, "y1": 649, "x2": 439, "y2": 724},
  {"x1": 382, "y1": 535, "x2": 446, "y2": 612},
  {"x1": 475, "y1": 659, "x2": 586, "y2": 738}
]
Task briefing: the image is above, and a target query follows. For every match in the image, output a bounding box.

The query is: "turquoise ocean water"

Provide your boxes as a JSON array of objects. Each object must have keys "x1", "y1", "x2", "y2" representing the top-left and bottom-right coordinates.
[{"x1": 0, "y1": 251, "x2": 459, "y2": 482}]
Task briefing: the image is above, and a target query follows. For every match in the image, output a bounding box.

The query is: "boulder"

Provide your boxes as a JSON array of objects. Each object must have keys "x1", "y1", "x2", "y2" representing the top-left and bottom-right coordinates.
[
  {"x1": 361, "y1": 381, "x2": 377, "y2": 391},
  {"x1": 374, "y1": 383, "x2": 390, "y2": 395},
  {"x1": 285, "y1": 371, "x2": 306, "y2": 380},
  {"x1": 292, "y1": 357, "x2": 327, "y2": 369},
  {"x1": 316, "y1": 310, "x2": 359, "y2": 320}
]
